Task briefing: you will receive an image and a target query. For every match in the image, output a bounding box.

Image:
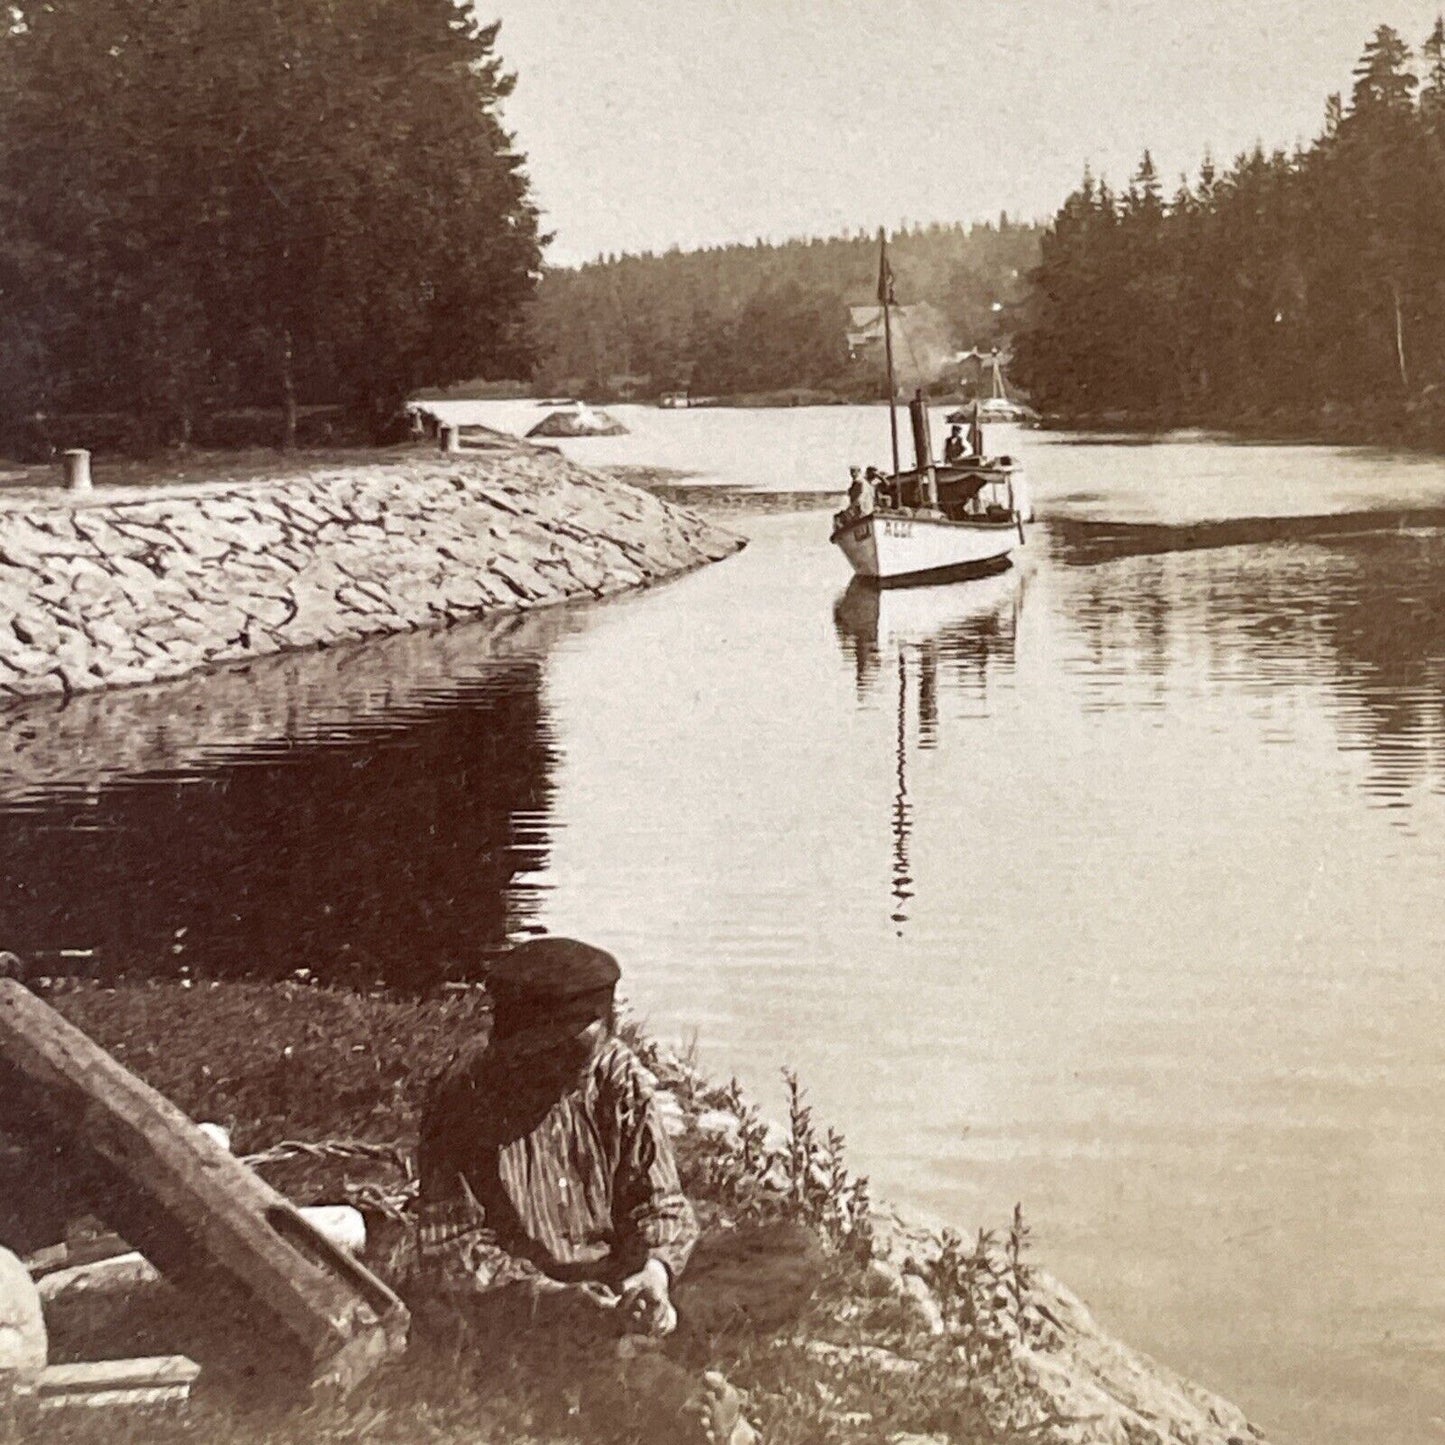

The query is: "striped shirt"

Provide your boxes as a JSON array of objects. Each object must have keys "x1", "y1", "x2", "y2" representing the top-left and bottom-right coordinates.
[{"x1": 417, "y1": 1035, "x2": 697, "y2": 1286}]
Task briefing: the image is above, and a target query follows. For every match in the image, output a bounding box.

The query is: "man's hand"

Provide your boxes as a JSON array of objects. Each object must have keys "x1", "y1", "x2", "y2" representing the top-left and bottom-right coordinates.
[{"x1": 618, "y1": 1256, "x2": 677, "y2": 1336}]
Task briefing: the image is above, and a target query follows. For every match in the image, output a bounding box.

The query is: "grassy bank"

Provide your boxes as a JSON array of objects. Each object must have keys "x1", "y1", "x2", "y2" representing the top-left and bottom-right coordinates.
[
  {"x1": 0, "y1": 442, "x2": 448, "y2": 493},
  {"x1": 1, "y1": 978, "x2": 1268, "y2": 1444},
  {"x1": 0, "y1": 980, "x2": 1060, "y2": 1444}
]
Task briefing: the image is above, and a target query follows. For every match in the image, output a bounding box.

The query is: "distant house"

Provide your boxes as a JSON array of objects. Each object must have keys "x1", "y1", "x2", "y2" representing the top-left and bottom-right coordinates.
[{"x1": 846, "y1": 302, "x2": 956, "y2": 385}]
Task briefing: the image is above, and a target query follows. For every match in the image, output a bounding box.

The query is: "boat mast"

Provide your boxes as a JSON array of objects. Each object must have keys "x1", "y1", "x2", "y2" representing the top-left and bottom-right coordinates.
[{"x1": 878, "y1": 228, "x2": 900, "y2": 476}]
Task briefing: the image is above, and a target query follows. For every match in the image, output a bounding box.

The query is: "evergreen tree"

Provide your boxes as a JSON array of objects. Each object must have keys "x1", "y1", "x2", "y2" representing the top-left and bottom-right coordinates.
[
  {"x1": 1420, "y1": 16, "x2": 1445, "y2": 121},
  {"x1": 1014, "y1": 20, "x2": 1445, "y2": 423},
  {"x1": 1349, "y1": 23, "x2": 1417, "y2": 113},
  {"x1": 530, "y1": 221, "x2": 1042, "y2": 399},
  {"x1": 0, "y1": 0, "x2": 542, "y2": 445}
]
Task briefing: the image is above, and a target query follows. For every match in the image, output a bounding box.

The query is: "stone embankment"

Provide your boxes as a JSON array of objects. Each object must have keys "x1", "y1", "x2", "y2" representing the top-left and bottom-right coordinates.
[{"x1": 0, "y1": 442, "x2": 744, "y2": 705}]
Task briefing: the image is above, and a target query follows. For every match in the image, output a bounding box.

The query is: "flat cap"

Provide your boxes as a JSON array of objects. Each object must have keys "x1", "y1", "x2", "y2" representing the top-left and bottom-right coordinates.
[{"x1": 487, "y1": 937, "x2": 620, "y2": 1002}]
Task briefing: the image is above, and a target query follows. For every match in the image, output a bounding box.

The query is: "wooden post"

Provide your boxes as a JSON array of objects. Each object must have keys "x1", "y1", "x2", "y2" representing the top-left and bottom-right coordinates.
[
  {"x1": 0, "y1": 981, "x2": 408, "y2": 1398},
  {"x1": 61, "y1": 450, "x2": 91, "y2": 493},
  {"x1": 439, "y1": 424, "x2": 460, "y2": 454}
]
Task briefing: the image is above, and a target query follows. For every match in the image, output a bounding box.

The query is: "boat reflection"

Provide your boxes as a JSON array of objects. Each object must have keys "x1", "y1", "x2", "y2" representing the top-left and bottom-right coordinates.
[
  {"x1": 833, "y1": 563, "x2": 1022, "y2": 712},
  {"x1": 832, "y1": 568, "x2": 1024, "y2": 931}
]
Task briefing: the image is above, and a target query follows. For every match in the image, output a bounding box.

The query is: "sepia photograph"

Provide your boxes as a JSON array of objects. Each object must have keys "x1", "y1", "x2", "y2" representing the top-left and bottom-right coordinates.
[{"x1": 0, "y1": 2, "x2": 1443, "y2": 1442}]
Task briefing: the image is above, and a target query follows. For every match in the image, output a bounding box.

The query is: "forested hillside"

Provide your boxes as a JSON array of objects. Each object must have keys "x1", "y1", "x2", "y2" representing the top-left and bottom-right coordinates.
[
  {"x1": 0, "y1": 1, "x2": 541, "y2": 452},
  {"x1": 1013, "y1": 22, "x2": 1445, "y2": 439},
  {"x1": 530, "y1": 221, "x2": 1041, "y2": 400}
]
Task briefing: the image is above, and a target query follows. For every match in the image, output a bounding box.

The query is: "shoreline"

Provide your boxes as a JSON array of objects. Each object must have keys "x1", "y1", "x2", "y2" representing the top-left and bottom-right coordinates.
[
  {"x1": 0, "y1": 430, "x2": 1270, "y2": 1440},
  {"x1": 1039, "y1": 401, "x2": 1445, "y2": 454},
  {"x1": 0, "y1": 439, "x2": 744, "y2": 707},
  {"x1": 14, "y1": 977, "x2": 1270, "y2": 1444}
]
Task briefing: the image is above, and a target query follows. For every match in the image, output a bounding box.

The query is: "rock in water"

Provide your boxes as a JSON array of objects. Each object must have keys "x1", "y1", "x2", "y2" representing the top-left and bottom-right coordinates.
[
  {"x1": 0, "y1": 1245, "x2": 46, "y2": 1390},
  {"x1": 526, "y1": 405, "x2": 628, "y2": 438}
]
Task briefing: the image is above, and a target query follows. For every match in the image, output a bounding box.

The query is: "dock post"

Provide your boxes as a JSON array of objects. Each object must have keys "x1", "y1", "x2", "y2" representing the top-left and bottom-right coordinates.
[
  {"x1": 439, "y1": 424, "x2": 460, "y2": 455},
  {"x1": 62, "y1": 449, "x2": 92, "y2": 493}
]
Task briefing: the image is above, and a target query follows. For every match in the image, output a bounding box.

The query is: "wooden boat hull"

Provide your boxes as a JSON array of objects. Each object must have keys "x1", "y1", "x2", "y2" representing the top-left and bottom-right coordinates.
[{"x1": 830, "y1": 510, "x2": 1019, "y2": 586}]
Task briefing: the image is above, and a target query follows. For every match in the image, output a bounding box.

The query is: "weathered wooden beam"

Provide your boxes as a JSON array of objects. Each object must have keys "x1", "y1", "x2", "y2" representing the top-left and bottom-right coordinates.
[
  {"x1": 38, "y1": 1355, "x2": 199, "y2": 1409},
  {"x1": 0, "y1": 980, "x2": 408, "y2": 1397}
]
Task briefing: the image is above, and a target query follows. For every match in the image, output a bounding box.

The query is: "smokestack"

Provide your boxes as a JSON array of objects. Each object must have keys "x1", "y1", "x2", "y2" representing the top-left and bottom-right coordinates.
[
  {"x1": 908, "y1": 391, "x2": 932, "y2": 472},
  {"x1": 909, "y1": 390, "x2": 938, "y2": 508}
]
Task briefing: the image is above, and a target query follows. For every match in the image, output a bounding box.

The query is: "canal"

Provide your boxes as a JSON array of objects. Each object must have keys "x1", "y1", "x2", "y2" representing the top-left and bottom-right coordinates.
[{"x1": 4, "y1": 406, "x2": 1445, "y2": 1443}]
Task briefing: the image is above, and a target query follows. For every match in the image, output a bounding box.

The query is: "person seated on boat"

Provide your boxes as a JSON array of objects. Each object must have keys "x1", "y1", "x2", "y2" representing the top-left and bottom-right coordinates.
[
  {"x1": 412, "y1": 937, "x2": 822, "y2": 1445},
  {"x1": 943, "y1": 424, "x2": 967, "y2": 465},
  {"x1": 864, "y1": 466, "x2": 890, "y2": 510}
]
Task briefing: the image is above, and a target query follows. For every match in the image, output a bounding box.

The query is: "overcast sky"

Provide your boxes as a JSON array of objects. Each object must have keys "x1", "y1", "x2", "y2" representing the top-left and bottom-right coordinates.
[{"x1": 485, "y1": 1, "x2": 1445, "y2": 266}]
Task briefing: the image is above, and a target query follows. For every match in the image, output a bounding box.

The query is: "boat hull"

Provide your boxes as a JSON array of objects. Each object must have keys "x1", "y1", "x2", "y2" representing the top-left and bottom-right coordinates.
[{"x1": 830, "y1": 511, "x2": 1019, "y2": 586}]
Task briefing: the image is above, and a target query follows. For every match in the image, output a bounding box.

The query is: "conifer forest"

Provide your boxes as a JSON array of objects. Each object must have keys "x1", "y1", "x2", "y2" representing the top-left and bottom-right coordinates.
[{"x1": 1011, "y1": 22, "x2": 1445, "y2": 437}]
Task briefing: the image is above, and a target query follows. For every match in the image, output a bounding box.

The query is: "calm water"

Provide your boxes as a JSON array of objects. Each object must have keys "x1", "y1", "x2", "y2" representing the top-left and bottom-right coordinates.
[{"x1": 5, "y1": 407, "x2": 1445, "y2": 1443}]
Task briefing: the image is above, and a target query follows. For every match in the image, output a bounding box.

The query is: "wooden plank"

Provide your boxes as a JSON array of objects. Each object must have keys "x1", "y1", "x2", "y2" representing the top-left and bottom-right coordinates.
[
  {"x1": 38, "y1": 1356, "x2": 200, "y2": 1410},
  {"x1": 0, "y1": 980, "x2": 408, "y2": 1396},
  {"x1": 39, "y1": 1356, "x2": 200, "y2": 1395}
]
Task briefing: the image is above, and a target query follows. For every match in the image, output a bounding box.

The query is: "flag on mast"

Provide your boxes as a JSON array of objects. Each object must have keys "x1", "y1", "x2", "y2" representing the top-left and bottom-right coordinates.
[{"x1": 876, "y1": 238, "x2": 895, "y2": 307}]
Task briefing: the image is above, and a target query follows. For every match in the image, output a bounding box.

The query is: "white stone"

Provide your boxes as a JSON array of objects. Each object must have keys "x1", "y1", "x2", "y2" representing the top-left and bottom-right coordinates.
[
  {"x1": 899, "y1": 1272, "x2": 946, "y2": 1336},
  {"x1": 695, "y1": 1109, "x2": 743, "y2": 1149},
  {"x1": 0, "y1": 1245, "x2": 47, "y2": 1389},
  {"x1": 38, "y1": 1204, "x2": 366, "y2": 1303},
  {"x1": 197, "y1": 1122, "x2": 231, "y2": 1152}
]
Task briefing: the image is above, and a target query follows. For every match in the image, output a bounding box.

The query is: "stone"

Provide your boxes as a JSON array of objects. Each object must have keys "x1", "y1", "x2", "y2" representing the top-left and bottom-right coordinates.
[
  {"x1": 695, "y1": 1109, "x2": 743, "y2": 1150},
  {"x1": 0, "y1": 454, "x2": 744, "y2": 699},
  {"x1": 240, "y1": 595, "x2": 296, "y2": 630},
  {"x1": 804, "y1": 1341, "x2": 920, "y2": 1377},
  {"x1": 9, "y1": 609, "x2": 64, "y2": 653},
  {"x1": 0, "y1": 1244, "x2": 46, "y2": 1391},
  {"x1": 899, "y1": 1272, "x2": 946, "y2": 1336}
]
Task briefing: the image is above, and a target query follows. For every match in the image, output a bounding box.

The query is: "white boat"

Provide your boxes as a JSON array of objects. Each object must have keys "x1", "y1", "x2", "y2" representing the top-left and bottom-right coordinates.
[
  {"x1": 947, "y1": 351, "x2": 1039, "y2": 426},
  {"x1": 830, "y1": 232, "x2": 1029, "y2": 586},
  {"x1": 831, "y1": 482, "x2": 1020, "y2": 585}
]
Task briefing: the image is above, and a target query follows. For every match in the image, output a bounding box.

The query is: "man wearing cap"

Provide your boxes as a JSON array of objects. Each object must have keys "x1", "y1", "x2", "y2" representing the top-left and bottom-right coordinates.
[
  {"x1": 415, "y1": 937, "x2": 756, "y2": 1442},
  {"x1": 418, "y1": 937, "x2": 695, "y2": 1320}
]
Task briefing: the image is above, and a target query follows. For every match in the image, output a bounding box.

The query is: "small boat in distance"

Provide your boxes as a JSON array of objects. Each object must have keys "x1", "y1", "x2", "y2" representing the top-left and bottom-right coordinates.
[
  {"x1": 947, "y1": 350, "x2": 1040, "y2": 427},
  {"x1": 830, "y1": 232, "x2": 1030, "y2": 587}
]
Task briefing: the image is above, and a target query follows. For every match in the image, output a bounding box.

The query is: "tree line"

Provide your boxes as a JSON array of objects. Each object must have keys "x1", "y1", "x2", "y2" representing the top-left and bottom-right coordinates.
[
  {"x1": 530, "y1": 221, "x2": 1041, "y2": 400},
  {"x1": 1012, "y1": 23, "x2": 1445, "y2": 432},
  {"x1": 0, "y1": 0, "x2": 542, "y2": 453}
]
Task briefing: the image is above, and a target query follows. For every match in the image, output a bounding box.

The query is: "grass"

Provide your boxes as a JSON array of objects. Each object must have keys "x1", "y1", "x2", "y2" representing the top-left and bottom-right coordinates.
[
  {"x1": 0, "y1": 442, "x2": 462, "y2": 495},
  {"x1": 4, "y1": 978, "x2": 1057, "y2": 1443}
]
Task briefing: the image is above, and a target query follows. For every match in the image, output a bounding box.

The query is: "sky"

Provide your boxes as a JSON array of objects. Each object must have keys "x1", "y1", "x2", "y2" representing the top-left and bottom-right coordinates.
[{"x1": 484, "y1": 1, "x2": 1445, "y2": 266}]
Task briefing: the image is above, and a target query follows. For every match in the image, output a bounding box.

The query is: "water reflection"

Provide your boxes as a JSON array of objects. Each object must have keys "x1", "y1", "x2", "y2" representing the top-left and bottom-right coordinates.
[
  {"x1": 832, "y1": 569, "x2": 1023, "y2": 930},
  {"x1": 0, "y1": 611, "x2": 580, "y2": 986},
  {"x1": 1055, "y1": 518, "x2": 1445, "y2": 809},
  {"x1": 831, "y1": 567, "x2": 1021, "y2": 703}
]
